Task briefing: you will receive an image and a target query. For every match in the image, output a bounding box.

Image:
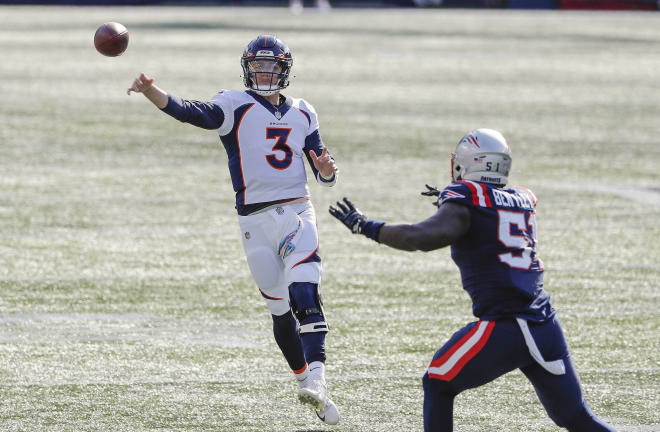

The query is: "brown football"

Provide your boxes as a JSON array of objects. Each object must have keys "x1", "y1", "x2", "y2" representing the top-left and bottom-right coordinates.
[{"x1": 94, "y1": 22, "x2": 129, "y2": 57}]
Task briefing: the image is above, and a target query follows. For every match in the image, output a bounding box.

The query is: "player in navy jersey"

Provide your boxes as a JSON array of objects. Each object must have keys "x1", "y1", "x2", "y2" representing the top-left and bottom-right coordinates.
[
  {"x1": 127, "y1": 35, "x2": 339, "y2": 425},
  {"x1": 330, "y1": 129, "x2": 615, "y2": 431}
]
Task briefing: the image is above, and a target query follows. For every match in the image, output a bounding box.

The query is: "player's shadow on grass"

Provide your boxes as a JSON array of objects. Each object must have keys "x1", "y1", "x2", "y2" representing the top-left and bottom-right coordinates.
[{"x1": 294, "y1": 429, "x2": 329, "y2": 432}]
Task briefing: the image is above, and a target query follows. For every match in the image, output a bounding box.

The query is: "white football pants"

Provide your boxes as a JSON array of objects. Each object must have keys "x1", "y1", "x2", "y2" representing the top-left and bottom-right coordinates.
[{"x1": 238, "y1": 200, "x2": 322, "y2": 316}]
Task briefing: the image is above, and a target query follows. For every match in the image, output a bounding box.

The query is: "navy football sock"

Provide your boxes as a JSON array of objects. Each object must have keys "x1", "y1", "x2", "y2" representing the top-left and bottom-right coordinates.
[
  {"x1": 423, "y1": 374, "x2": 454, "y2": 432},
  {"x1": 272, "y1": 310, "x2": 306, "y2": 372},
  {"x1": 565, "y1": 407, "x2": 616, "y2": 432}
]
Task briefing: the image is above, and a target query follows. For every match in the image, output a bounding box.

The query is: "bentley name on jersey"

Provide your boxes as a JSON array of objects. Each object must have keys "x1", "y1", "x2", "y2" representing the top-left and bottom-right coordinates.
[{"x1": 439, "y1": 180, "x2": 554, "y2": 323}]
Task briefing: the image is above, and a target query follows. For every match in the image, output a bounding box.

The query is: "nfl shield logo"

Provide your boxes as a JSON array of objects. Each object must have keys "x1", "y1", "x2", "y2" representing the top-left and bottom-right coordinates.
[{"x1": 275, "y1": 111, "x2": 282, "y2": 120}]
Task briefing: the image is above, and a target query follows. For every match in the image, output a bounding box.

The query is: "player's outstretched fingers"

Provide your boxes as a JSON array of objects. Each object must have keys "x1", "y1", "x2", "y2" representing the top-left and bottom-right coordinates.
[
  {"x1": 335, "y1": 201, "x2": 349, "y2": 214},
  {"x1": 127, "y1": 73, "x2": 155, "y2": 95},
  {"x1": 127, "y1": 77, "x2": 142, "y2": 95},
  {"x1": 342, "y1": 197, "x2": 356, "y2": 211},
  {"x1": 139, "y1": 73, "x2": 154, "y2": 86},
  {"x1": 329, "y1": 205, "x2": 341, "y2": 218},
  {"x1": 127, "y1": 81, "x2": 138, "y2": 95},
  {"x1": 421, "y1": 184, "x2": 439, "y2": 196},
  {"x1": 310, "y1": 148, "x2": 331, "y2": 164}
]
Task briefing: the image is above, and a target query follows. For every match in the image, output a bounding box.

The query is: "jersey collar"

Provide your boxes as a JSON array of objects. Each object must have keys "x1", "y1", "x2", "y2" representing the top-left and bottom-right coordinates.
[{"x1": 246, "y1": 90, "x2": 293, "y2": 120}]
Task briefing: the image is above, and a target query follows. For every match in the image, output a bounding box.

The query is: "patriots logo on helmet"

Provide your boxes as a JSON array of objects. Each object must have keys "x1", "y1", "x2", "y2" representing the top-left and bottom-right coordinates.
[
  {"x1": 452, "y1": 128, "x2": 512, "y2": 187},
  {"x1": 463, "y1": 134, "x2": 480, "y2": 148}
]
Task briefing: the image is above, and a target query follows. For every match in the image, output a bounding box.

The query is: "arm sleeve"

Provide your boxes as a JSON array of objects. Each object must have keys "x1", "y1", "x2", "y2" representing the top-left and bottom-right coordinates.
[
  {"x1": 160, "y1": 94, "x2": 225, "y2": 130},
  {"x1": 303, "y1": 130, "x2": 337, "y2": 187}
]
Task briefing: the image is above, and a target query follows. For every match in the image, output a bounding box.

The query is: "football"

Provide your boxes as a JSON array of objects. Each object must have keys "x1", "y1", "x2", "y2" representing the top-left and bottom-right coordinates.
[{"x1": 94, "y1": 22, "x2": 129, "y2": 57}]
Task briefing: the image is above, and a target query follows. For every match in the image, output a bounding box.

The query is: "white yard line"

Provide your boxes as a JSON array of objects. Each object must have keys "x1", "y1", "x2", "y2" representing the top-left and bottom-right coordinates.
[{"x1": 549, "y1": 183, "x2": 660, "y2": 206}]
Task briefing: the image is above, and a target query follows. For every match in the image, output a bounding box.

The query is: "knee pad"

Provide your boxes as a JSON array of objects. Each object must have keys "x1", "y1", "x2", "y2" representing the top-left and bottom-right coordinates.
[{"x1": 288, "y1": 282, "x2": 329, "y2": 334}]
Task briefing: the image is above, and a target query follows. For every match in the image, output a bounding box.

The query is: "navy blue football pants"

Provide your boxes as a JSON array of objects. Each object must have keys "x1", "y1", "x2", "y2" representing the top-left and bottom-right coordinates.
[{"x1": 422, "y1": 317, "x2": 615, "y2": 431}]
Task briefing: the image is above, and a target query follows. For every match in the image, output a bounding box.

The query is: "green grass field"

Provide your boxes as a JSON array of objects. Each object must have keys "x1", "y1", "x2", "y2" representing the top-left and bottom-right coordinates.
[{"x1": 1, "y1": 5, "x2": 659, "y2": 431}]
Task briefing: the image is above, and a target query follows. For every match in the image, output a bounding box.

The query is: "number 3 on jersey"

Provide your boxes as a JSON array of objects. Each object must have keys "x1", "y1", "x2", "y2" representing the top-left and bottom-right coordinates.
[
  {"x1": 265, "y1": 128, "x2": 293, "y2": 170},
  {"x1": 497, "y1": 210, "x2": 539, "y2": 270}
]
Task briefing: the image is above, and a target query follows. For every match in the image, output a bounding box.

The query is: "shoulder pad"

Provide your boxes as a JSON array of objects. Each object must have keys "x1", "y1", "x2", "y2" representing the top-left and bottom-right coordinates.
[
  {"x1": 441, "y1": 181, "x2": 494, "y2": 208},
  {"x1": 295, "y1": 98, "x2": 319, "y2": 132},
  {"x1": 439, "y1": 182, "x2": 472, "y2": 206},
  {"x1": 510, "y1": 186, "x2": 538, "y2": 208}
]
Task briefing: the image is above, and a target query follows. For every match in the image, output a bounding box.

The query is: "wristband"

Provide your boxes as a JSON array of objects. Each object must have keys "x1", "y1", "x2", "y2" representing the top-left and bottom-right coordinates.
[{"x1": 361, "y1": 220, "x2": 385, "y2": 243}]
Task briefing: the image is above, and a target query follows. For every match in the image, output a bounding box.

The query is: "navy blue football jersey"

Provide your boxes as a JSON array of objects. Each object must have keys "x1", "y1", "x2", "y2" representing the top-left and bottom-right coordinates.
[{"x1": 439, "y1": 180, "x2": 554, "y2": 322}]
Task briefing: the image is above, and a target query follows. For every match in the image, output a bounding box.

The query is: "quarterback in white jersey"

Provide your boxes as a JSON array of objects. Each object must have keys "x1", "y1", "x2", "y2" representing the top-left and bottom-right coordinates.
[
  {"x1": 211, "y1": 89, "x2": 332, "y2": 209},
  {"x1": 128, "y1": 35, "x2": 339, "y2": 425}
]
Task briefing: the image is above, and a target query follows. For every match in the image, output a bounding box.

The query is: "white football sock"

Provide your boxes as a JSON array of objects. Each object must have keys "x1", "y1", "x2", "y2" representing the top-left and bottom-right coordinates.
[
  {"x1": 294, "y1": 364, "x2": 309, "y2": 382},
  {"x1": 308, "y1": 361, "x2": 325, "y2": 382}
]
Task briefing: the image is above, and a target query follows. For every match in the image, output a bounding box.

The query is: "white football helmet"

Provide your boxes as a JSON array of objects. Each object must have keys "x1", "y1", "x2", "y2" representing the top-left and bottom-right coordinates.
[{"x1": 451, "y1": 128, "x2": 512, "y2": 186}]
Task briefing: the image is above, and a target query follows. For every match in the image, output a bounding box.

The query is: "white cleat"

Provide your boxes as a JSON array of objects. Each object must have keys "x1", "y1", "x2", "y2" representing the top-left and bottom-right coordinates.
[
  {"x1": 298, "y1": 377, "x2": 327, "y2": 410},
  {"x1": 315, "y1": 397, "x2": 339, "y2": 425},
  {"x1": 298, "y1": 377, "x2": 339, "y2": 425}
]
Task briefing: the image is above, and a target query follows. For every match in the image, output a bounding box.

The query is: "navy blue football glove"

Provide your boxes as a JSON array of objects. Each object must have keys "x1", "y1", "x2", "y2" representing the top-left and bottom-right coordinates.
[
  {"x1": 329, "y1": 197, "x2": 366, "y2": 234},
  {"x1": 329, "y1": 198, "x2": 385, "y2": 242},
  {"x1": 421, "y1": 184, "x2": 441, "y2": 207}
]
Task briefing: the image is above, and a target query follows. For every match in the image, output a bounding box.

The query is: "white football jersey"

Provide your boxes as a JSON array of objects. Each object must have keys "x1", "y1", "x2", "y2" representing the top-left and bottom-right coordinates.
[{"x1": 210, "y1": 90, "x2": 332, "y2": 212}]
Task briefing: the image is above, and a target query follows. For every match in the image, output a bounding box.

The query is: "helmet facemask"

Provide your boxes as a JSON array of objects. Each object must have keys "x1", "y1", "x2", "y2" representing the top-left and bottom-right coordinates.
[
  {"x1": 241, "y1": 56, "x2": 292, "y2": 96},
  {"x1": 241, "y1": 36, "x2": 293, "y2": 96}
]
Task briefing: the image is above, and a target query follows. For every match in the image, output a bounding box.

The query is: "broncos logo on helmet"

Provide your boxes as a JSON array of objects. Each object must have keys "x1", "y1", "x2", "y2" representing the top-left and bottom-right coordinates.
[{"x1": 241, "y1": 35, "x2": 293, "y2": 96}]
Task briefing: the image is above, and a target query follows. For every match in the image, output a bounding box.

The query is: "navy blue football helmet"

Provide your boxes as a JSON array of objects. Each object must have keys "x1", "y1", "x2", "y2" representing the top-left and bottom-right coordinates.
[{"x1": 241, "y1": 35, "x2": 293, "y2": 96}]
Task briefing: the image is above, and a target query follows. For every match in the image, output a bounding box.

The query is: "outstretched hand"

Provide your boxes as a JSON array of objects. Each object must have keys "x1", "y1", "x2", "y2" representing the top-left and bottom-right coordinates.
[
  {"x1": 421, "y1": 184, "x2": 441, "y2": 207},
  {"x1": 329, "y1": 197, "x2": 366, "y2": 234},
  {"x1": 127, "y1": 72, "x2": 155, "y2": 95},
  {"x1": 309, "y1": 148, "x2": 338, "y2": 180},
  {"x1": 421, "y1": 184, "x2": 440, "y2": 197}
]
